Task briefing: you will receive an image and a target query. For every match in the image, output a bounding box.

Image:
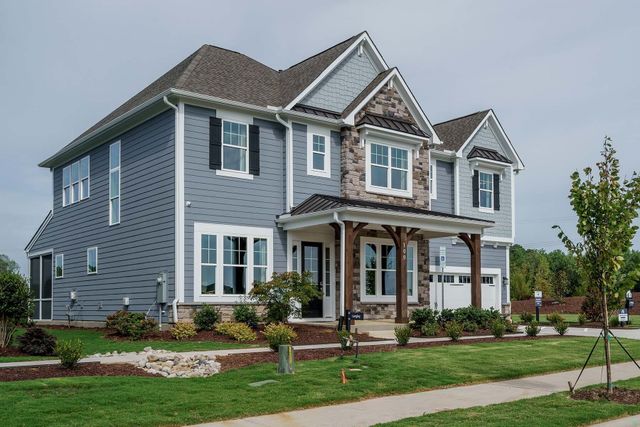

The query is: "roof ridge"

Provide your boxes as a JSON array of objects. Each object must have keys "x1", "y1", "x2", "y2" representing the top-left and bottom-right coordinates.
[
  {"x1": 175, "y1": 45, "x2": 209, "y2": 88},
  {"x1": 433, "y1": 109, "x2": 492, "y2": 127},
  {"x1": 282, "y1": 32, "x2": 364, "y2": 72}
]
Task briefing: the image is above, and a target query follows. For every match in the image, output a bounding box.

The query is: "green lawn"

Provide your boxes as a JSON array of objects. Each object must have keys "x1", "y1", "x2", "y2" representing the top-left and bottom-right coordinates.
[
  {"x1": 0, "y1": 328, "x2": 255, "y2": 363},
  {"x1": 380, "y1": 377, "x2": 640, "y2": 426},
  {"x1": 3, "y1": 337, "x2": 640, "y2": 426}
]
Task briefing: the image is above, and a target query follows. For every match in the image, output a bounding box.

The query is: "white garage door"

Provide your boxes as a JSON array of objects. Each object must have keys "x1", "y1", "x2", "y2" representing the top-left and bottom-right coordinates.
[{"x1": 429, "y1": 271, "x2": 500, "y2": 311}]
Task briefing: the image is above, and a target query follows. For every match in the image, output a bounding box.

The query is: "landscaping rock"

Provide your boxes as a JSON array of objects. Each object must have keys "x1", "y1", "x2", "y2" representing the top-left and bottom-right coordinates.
[{"x1": 136, "y1": 349, "x2": 220, "y2": 378}]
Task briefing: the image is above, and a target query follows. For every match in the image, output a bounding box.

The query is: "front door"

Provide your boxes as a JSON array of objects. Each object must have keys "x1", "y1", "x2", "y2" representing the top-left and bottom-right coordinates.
[
  {"x1": 30, "y1": 254, "x2": 53, "y2": 320},
  {"x1": 301, "y1": 242, "x2": 323, "y2": 318}
]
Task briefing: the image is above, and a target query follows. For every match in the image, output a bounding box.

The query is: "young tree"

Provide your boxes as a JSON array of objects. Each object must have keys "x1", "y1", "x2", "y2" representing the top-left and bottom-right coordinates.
[
  {"x1": 554, "y1": 137, "x2": 640, "y2": 393},
  {"x1": 0, "y1": 271, "x2": 33, "y2": 348}
]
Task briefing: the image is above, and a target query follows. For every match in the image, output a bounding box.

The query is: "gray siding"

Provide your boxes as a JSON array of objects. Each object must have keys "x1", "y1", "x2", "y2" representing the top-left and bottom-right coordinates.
[
  {"x1": 429, "y1": 237, "x2": 507, "y2": 272},
  {"x1": 292, "y1": 122, "x2": 341, "y2": 205},
  {"x1": 183, "y1": 105, "x2": 287, "y2": 302},
  {"x1": 431, "y1": 159, "x2": 454, "y2": 214},
  {"x1": 301, "y1": 49, "x2": 379, "y2": 113},
  {"x1": 458, "y1": 125, "x2": 513, "y2": 238},
  {"x1": 28, "y1": 110, "x2": 176, "y2": 322}
]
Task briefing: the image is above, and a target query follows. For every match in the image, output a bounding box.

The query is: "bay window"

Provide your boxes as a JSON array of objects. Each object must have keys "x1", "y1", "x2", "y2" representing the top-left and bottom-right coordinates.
[{"x1": 361, "y1": 238, "x2": 418, "y2": 302}]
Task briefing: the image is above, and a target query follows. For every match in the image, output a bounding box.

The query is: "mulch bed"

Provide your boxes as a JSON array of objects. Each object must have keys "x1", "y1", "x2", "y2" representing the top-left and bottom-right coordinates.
[
  {"x1": 572, "y1": 387, "x2": 640, "y2": 404},
  {"x1": 217, "y1": 335, "x2": 559, "y2": 372},
  {"x1": 0, "y1": 363, "x2": 158, "y2": 382},
  {"x1": 0, "y1": 347, "x2": 31, "y2": 358},
  {"x1": 512, "y1": 293, "x2": 640, "y2": 316}
]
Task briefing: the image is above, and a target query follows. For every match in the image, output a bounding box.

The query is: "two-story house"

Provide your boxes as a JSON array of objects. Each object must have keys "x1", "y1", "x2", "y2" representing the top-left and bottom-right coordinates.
[{"x1": 25, "y1": 32, "x2": 524, "y2": 326}]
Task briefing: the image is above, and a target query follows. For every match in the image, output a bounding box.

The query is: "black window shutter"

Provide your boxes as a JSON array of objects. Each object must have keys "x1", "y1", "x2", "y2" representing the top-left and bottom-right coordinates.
[
  {"x1": 209, "y1": 117, "x2": 222, "y2": 170},
  {"x1": 493, "y1": 173, "x2": 500, "y2": 211},
  {"x1": 249, "y1": 124, "x2": 260, "y2": 176},
  {"x1": 472, "y1": 170, "x2": 479, "y2": 208}
]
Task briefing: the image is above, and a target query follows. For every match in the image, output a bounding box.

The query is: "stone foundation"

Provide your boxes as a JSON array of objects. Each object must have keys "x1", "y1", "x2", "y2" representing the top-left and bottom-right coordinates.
[{"x1": 175, "y1": 303, "x2": 265, "y2": 323}]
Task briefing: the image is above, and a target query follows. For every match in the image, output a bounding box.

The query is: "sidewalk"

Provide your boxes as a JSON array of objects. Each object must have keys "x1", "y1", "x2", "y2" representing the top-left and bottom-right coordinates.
[{"x1": 190, "y1": 362, "x2": 640, "y2": 427}]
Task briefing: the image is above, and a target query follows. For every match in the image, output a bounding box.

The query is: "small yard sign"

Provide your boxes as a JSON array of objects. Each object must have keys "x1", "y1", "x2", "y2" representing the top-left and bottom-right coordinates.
[
  {"x1": 439, "y1": 246, "x2": 446, "y2": 269},
  {"x1": 619, "y1": 309, "x2": 629, "y2": 323},
  {"x1": 349, "y1": 311, "x2": 364, "y2": 321}
]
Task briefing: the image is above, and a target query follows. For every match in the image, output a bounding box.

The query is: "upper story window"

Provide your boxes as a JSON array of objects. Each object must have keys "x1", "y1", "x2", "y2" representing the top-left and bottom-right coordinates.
[
  {"x1": 62, "y1": 156, "x2": 90, "y2": 206},
  {"x1": 54, "y1": 254, "x2": 64, "y2": 279},
  {"x1": 366, "y1": 141, "x2": 412, "y2": 198},
  {"x1": 109, "y1": 142, "x2": 121, "y2": 225},
  {"x1": 222, "y1": 120, "x2": 248, "y2": 173},
  {"x1": 87, "y1": 247, "x2": 98, "y2": 275},
  {"x1": 307, "y1": 128, "x2": 331, "y2": 178},
  {"x1": 429, "y1": 162, "x2": 437, "y2": 200},
  {"x1": 479, "y1": 171, "x2": 493, "y2": 210}
]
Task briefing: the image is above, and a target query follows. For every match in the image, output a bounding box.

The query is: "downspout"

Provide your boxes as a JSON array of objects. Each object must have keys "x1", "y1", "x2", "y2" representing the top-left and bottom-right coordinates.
[
  {"x1": 333, "y1": 212, "x2": 346, "y2": 318},
  {"x1": 163, "y1": 95, "x2": 180, "y2": 323},
  {"x1": 275, "y1": 113, "x2": 293, "y2": 212}
]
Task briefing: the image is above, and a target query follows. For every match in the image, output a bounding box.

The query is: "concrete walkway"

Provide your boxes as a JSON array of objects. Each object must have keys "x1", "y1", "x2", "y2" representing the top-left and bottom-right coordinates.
[
  {"x1": 591, "y1": 415, "x2": 640, "y2": 426},
  {"x1": 191, "y1": 362, "x2": 640, "y2": 427}
]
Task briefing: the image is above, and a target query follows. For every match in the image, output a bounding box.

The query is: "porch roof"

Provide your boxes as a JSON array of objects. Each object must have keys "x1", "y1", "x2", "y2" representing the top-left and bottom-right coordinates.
[{"x1": 277, "y1": 194, "x2": 494, "y2": 238}]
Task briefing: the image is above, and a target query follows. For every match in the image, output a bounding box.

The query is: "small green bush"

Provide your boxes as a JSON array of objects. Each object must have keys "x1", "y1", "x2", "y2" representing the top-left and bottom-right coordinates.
[
  {"x1": 56, "y1": 339, "x2": 83, "y2": 369},
  {"x1": 193, "y1": 305, "x2": 220, "y2": 331},
  {"x1": 504, "y1": 319, "x2": 518, "y2": 333},
  {"x1": 554, "y1": 321, "x2": 569, "y2": 336},
  {"x1": 233, "y1": 304, "x2": 259, "y2": 328},
  {"x1": 170, "y1": 321, "x2": 197, "y2": 340},
  {"x1": 437, "y1": 308, "x2": 455, "y2": 327},
  {"x1": 394, "y1": 325, "x2": 411, "y2": 346},
  {"x1": 453, "y1": 306, "x2": 500, "y2": 329},
  {"x1": 337, "y1": 330, "x2": 354, "y2": 350},
  {"x1": 263, "y1": 323, "x2": 297, "y2": 351},
  {"x1": 445, "y1": 321, "x2": 463, "y2": 341},
  {"x1": 609, "y1": 316, "x2": 620, "y2": 327},
  {"x1": 520, "y1": 311, "x2": 534, "y2": 324},
  {"x1": 0, "y1": 271, "x2": 32, "y2": 348},
  {"x1": 215, "y1": 322, "x2": 257, "y2": 342},
  {"x1": 490, "y1": 320, "x2": 506, "y2": 338},
  {"x1": 18, "y1": 327, "x2": 57, "y2": 355},
  {"x1": 526, "y1": 321, "x2": 541, "y2": 337},
  {"x1": 106, "y1": 311, "x2": 157, "y2": 340},
  {"x1": 420, "y1": 322, "x2": 439, "y2": 337},
  {"x1": 462, "y1": 321, "x2": 478, "y2": 333},
  {"x1": 546, "y1": 312, "x2": 565, "y2": 326},
  {"x1": 577, "y1": 312, "x2": 587, "y2": 326},
  {"x1": 410, "y1": 308, "x2": 437, "y2": 330},
  {"x1": 250, "y1": 272, "x2": 321, "y2": 323}
]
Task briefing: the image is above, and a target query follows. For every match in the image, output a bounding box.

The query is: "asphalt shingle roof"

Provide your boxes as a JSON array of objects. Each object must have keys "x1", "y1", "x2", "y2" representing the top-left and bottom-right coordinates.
[{"x1": 432, "y1": 110, "x2": 490, "y2": 152}]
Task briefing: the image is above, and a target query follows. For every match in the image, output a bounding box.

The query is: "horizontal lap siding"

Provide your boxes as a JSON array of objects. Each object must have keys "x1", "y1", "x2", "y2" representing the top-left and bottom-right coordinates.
[
  {"x1": 29, "y1": 110, "x2": 176, "y2": 321},
  {"x1": 183, "y1": 105, "x2": 287, "y2": 303},
  {"x1": 431, "y1": 160, "x2": 454, "y2": 214},
  {"x1": 429, "y1": 237, "x2": 507, "y2": 272}
]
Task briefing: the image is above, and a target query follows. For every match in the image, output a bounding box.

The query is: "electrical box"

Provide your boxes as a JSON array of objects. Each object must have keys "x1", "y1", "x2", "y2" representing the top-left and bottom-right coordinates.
[
  {"x1": 70, "y1": 290, "x2": 77, "y2": 302},
  {"x1": 122, "y1": 297, "x2": 130, "y2": 306},
  {"x1": 156, "y1": 272, "x2": 168, "y2": 304}
]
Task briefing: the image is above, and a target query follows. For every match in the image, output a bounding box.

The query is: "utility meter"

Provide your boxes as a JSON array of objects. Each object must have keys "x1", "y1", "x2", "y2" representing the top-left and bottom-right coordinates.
[{"x1": 156, "y1": 272, "x2": 168, "y2": 304}]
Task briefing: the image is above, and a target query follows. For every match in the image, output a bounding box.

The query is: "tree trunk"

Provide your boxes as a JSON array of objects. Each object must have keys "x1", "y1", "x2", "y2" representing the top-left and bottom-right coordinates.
[{"x1": 602, "y1": 287, "x2": 613, "y2": 394}]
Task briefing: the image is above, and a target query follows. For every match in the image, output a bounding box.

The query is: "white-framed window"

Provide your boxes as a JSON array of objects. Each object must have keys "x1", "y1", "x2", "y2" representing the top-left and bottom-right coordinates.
[
  {"x1": 437, "y1": 274, "x2": 455, "y2": 283},
  {"x1": 62, "y1": 156, "x2": 90, "y2": 206},
  {"x1": 479, "y1": 170, "x2": 493, "y2": 211},
  {"x1": 365, "y1": 140, "x2": 412, "y2": 198},
  {"x1": 429, "y1": 161, "x2": 437, "y2": 200},
  {"x1": 109, "y1": 141, "x2": 121, "y2": 225},
  {"x1": 87, "y1": 247, "x2": 98, "y2": 275},
  {"x1": 459, "y1": 275, "x2": 471, "y2": 284},
  {"x1": 222, "y1": 120, "x2": 249, "y2": 173},
  {"x1": 54, "y1": 254, "x2": 64, "y2": 279},
  {"x1": 194, "y1": 223, "x2": 273, "y2": 302},
  {"x1": 482, "y1": 276, "x2": 495, "y2": 285},
  {"x1": 361, "y1": 237, "x2": 418, "y2": 303},
  {"x1": 307, "y1": 128, "x2": 331, "y2": 178}
]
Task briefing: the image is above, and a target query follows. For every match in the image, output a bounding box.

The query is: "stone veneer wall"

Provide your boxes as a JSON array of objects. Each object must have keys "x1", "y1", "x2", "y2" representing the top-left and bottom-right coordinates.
[
  {"x1": 176, "y1": 304, "x2": 266, "y2": 323},
  {"x1": 341, "y1": 85, "x2": 430, "y2": 208}
]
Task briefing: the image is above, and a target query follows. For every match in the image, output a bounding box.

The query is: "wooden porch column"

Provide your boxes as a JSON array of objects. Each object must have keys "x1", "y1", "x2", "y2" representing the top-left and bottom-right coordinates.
[
  {"x1": 383, "y1": 225, "x2": 420, "y2": 323},
  {"x1": 459, "y1": 233, "x2": 482, "y2": 308},
  {"x1": 342, "y1": 221, "x2": 367, "y2": 316}
]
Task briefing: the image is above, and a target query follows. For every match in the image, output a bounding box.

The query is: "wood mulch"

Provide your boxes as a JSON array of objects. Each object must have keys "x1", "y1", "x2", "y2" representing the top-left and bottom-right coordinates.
[
  {"x1": 572, "y1": 387, "x2": 640, "y2": 404},
  {"x1": 0, "y1": 363, "x2": 158, "y2": 382},
  {"x1": 217, "y1": 335, "x2": 557, "y2": 372},
  {"x1": 511, "y1": 293, "x2": 640, "y2": 316},
  {"x1": 0, "y1": 347, "x2": 31, "y2": 358}
]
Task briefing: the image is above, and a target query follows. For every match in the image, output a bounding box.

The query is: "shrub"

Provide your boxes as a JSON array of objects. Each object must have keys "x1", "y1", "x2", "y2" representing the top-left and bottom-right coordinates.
[
  {"x1": 250, "y1": 272, "x2": 321, "y2": 323},
  {"x1": 554, "y1": 321, "x2": 569, "y2": 336},
  {"x1": 437, "y1": 308, "x2": 455, "y2": 327},
  {"x1": 0, "y1": 271, "x2": 32, "y2": 348},
  {"x1": 462, "y1": 321, "x2": 478, "y2": 333},
  {"x1": 263, "y1": 323, "x2": 297, "y2": 351},
  {"x1": 106, "y1": 311, "x2": 157, "y2": 340},
  {"x1": 445, "y1": 321, "x2": 463, "y2": 341},
  {"x1": 420, "y1": 322, "x2": 439, "y2": 337},
  {"x1": 504, "y1": 319, "x2": 518, "y2": 333},
  {"x1": 609, "y1": 316, "x2": 620, "y2": 327},
  {"x1": 577, "y1": 313, "x2": 587, "y2": 326},
  {"x1": 581, "y1": 293, "x2": 603, "y2": 322},
  {"x1": 410, "y1": 308, "x2": 437, "y2": 330},
  {"x1": 520, "y1": 311, "x2": 534, "y2": 324},
  {"x1": 193, "y1": 305, "x2": 220, "y2": 331},
  {"x1": 56, "y1": 339, "x2": 83, "y2": 369},
  {"x1": 18, "y1": 327, "x2": 57, "y2": 355},
  {"x1": 394, "y1": 325, "x2": 411, "y2": 346},
  {"x1": 215, "y1": 322, "x2": 257, "y2": 342},
  {"x1": 453, "y1": 306, "x2": 500, "y2": 329},
  {"x1": 526, "y1": 321, "x2": 541, "y2": 337},
  {"x1": 170, "y1": 321, "x2": 197, "y2": 340},
  {"x1": 490, "y1": 320, "x2": 506, "y2": 338},
  {"x1": 337, "y1": 330, "x2": 354, "y2": 350},
  {"x1": 546, "y1": 312, "x2": 565, "y2": 326},
  {"x1": 233, "y1": 304, "x2": 259, "y2": 328}
]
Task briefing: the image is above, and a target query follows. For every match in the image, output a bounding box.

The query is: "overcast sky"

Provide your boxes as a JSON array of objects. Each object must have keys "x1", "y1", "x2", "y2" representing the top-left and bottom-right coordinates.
[{"x1": 1, "y1": 0, "x2": 639, "y2": 271}]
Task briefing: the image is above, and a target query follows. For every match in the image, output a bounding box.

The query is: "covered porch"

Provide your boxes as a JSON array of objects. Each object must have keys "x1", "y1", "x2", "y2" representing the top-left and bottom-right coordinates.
[{"x1": 278, "y1": 195, "x2": 494, "y2": 323}]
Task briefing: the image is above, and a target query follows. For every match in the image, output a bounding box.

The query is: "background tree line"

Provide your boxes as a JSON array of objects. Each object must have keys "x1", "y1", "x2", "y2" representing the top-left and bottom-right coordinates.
[{"x1": 509, "y1": 244, "x2": 640, "y2": 301}]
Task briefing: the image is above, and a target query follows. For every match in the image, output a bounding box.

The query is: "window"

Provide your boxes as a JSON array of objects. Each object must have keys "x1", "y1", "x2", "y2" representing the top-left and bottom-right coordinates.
[
  {"x1": 87, "y1": 247, "x2": 98, "y2": 275},
  {"x1": 62, "y1": 156, "x2": 90, "y2": 206},
  {"x1": 307, "y1": 131, "x2": 331, "y2": 177},
  {"x1": 194, "y1": 223, "x2": 272, "y2": 301},
  {"x1": 361, "y1": 238, "x2": 417, "y2": 302},
  {"x1": 366, "y1": 142, "x2": 412, "y2": 197},
  {"x1": 54, "y1": 254, "x2": 64, "y2": 279},
  {"x1": 109, "y1": 142, "x2": 121, "y2": 225},
  {"x1": 459, "y1": 275, "x2": 471, "y2": 284},
  {"x1": 222, "y1": 120, "x2": 248, "y2": 173},
  {"x1": 429, "y1": 161, "x2": 437, "y2": 199},
  {"x1": 30, "y1": 254, "x2": 52, "y2": 320},
  {"x1": 479, "y1": 171, "x2": 493, "y2": 210},
  {"x1": 482, "y1": 276, "x2": 495, "y2": 285},
  {"x1": 436, "y1": 274, "x2": 455, "y2": 283}
]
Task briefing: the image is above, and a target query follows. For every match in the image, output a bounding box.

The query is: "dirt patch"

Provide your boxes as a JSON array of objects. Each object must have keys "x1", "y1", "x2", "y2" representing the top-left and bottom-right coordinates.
[
  {"x1": 0, "y1": 363, "x2": 159, "y2": 382},
  {"x1": 217, "y1": 335, "x2": 558, "y2": 371},
  {"x1": 572, "y1": 387, "x2": 640, "y2": 404},
  {"x1": 511, "y1": 292, "x2": 640, "y2": 316}
]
